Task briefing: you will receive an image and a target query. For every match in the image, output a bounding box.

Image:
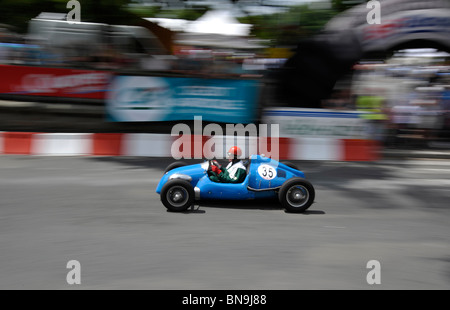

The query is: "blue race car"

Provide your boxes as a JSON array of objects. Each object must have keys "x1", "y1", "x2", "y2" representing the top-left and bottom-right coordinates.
[{"x1": 156, "y1": 155, "x2": 315, "y2": 213}]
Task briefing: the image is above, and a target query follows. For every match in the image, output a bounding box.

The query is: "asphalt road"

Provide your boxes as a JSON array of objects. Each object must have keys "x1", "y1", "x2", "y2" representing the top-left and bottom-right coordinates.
[{"x1": 0, "y1": 155, "x2": 449, "y2": 290}]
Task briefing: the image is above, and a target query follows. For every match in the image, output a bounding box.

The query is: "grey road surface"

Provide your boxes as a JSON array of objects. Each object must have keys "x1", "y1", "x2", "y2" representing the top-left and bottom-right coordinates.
[{"x1": 0, "y1": 155, "x2": 449, "y2": 290}]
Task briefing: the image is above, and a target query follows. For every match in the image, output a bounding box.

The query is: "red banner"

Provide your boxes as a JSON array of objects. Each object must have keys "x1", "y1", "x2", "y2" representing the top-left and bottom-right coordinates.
[{"x1": 0, "y1": 64, "x2": 112, "y2": 99}]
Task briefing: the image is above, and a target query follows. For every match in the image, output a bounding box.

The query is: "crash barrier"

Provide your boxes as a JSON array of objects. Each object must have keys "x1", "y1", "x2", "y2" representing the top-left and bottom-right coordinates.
[{"x1": 0, "y1": 132, "x2": 379, "y2": 161}]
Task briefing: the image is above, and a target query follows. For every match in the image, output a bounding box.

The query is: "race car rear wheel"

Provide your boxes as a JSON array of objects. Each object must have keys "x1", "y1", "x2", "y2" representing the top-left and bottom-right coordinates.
[
  {"x1": 278, "y1": 178, "x2": 315, "y2": 213},
  {"x1": 164, "y1": 161, "x2": 187, "y2": 174},
  {"x1": 161, "y1": 180, "x2": 195, "y2": 212}
]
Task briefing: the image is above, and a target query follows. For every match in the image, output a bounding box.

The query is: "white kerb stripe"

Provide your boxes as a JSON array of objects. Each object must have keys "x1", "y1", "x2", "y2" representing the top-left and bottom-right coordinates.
[
  {"x1": 289, "y1": 137, "x2": 343, "y2": 161},
  {"x1": 0, "y1": 132, "x2": 3, "y2": 154},
  {"x1": 122, "y1": 133, "x2": 172, "y2": 157},
  {"x1": 32, "y1": 133, "x2": 93, "y2": 156}
]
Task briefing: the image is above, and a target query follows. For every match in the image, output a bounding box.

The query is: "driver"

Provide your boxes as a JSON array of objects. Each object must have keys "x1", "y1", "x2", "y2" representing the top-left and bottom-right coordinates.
[{"x1": 208, "y1": 146, "x2": 247, "y2": 183}]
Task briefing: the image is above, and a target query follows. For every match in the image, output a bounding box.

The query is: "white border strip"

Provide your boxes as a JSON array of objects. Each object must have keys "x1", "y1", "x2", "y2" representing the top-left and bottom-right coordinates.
[
  {"x1": 32, "y1": 133, "x2": 92, "y2": 156},
  {"x1": 289, "y1": 137, "x2": 343, "y2": 161},
  {"x1": 122, "y1": 133, "x2": 173, "y2": 157},
  {"x1": 0, "y1": 132, "x2": 3, "y2": 154}
]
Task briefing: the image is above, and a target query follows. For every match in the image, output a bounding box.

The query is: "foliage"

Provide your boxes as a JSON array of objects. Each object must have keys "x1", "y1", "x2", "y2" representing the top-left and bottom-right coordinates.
[
  {"x1": 131, "y1": 6, "x2": 208, "y2": 21},
  {"x1": 331, "y1": 0, "x2": 368, "y2": 12},
  {"x1": 0, "y1": 0, "x2": 133, "y2": 33},
  {"x1": 239, "y1": 4, "x2": 339, "y2": 47},
  {"x1": 1, "y1": 0, "x2": 61, "y2": 33}
]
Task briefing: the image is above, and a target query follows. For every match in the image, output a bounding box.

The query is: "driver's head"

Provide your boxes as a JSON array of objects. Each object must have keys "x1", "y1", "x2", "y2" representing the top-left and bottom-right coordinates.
[{"x1": 226, "y1": 146, "x2": 242, "y2": 162}]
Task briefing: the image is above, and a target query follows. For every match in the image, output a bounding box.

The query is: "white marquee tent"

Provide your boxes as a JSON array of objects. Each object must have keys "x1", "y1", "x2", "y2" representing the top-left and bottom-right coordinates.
[
  {"x1": 184, "y1": 9, "x2": 251, "y2": 37},
  {"x1": 146, "y1": 9, "x2": 263, "y2": 49}
]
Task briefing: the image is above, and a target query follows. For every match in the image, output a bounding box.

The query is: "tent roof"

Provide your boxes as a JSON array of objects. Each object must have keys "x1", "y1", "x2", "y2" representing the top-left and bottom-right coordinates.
[{"x1": 185, "y1": 10, "x2": 252, "y2": 37}]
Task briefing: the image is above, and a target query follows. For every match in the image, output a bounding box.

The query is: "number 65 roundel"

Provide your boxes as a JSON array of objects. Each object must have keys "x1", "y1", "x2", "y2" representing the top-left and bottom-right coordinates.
[{"x1": 257, "y1": 164, "x2": 277, "y2": 180}]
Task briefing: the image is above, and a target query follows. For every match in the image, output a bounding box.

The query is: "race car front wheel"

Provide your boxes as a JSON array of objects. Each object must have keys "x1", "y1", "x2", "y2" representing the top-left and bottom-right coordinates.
[
  {"x1": 160, "y1": 180, "x2": 194, "y2": 212},
  {"x1": 278, "y1": 178, "x2": 315, "y2": 213}
]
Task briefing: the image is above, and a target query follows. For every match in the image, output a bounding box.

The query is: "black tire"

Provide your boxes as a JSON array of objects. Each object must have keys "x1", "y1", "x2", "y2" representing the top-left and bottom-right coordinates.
[
  {"x1": 281, "y1": 161, "x2": 300, "y2": 171},
  {"x1": 164, "y1": 161, "x2": 187, "y2": 174},
  {"x1": 278, "y1": 178, "x2": 315, "y2": 213},
  {"x1": 160, "y1": 180, "x2": 194, "y2": 212}
]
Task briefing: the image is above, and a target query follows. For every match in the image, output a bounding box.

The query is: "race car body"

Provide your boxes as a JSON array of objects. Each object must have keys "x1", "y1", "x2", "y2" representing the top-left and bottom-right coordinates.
[{"x1": 156, "y1": 155, "x2": 315, "y2": 213}]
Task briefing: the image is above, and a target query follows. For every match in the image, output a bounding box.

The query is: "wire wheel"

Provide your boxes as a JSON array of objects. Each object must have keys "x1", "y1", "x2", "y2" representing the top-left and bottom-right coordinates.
[
  {"x1": 160, "y1": 180, "x2": 194, "y2": 212},
  {"x1": 278, "y1": 178, "x2": 315, "y2": 213},
  {"x1": 286, "y1": 185, "x2": 309, "y2": 208},
  {"x1": 166, "y1": 186, "x2": 189, "y2": 207}
]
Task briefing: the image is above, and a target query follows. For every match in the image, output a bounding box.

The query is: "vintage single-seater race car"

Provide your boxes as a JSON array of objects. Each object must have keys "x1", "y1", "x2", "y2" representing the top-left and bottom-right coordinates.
[{"x1": 156, "y1": 154, "x2": 315, "y2": 213}]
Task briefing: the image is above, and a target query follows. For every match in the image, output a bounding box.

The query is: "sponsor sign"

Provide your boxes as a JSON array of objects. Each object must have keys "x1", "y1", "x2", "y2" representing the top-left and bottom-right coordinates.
[
  {"x1": 360, "y1": 9, "x2": 450, "y2": 51},
  {"x1": 106, "y1": 75, "x2": 260, "y2": 123},
  {"x1": 325, "y1": 1, "x2": 450, "y2": 54},
  {"x1": 263, "y1": 108, "x2": 372, "y2": 139},
  {"x1": 0, "y1": 64, "x2": 112, "y2": 99}
]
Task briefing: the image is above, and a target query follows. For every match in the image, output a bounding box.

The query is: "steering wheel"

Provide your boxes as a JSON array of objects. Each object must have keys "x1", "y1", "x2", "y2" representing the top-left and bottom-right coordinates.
[{"x1": 207, "y1": 160, "x2": 221, "y2": 172}]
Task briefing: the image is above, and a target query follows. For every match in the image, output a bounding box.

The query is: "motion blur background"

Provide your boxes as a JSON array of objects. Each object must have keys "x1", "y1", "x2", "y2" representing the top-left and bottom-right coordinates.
[{"x1": 0, "y1": 0, "x2": 449, "y2": 151}]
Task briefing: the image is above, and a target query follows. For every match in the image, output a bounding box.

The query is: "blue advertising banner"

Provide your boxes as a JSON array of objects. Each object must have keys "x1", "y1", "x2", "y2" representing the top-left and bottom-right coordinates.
[{"x1": 106, "y1": 75, "x2": 260, "y2": 123}]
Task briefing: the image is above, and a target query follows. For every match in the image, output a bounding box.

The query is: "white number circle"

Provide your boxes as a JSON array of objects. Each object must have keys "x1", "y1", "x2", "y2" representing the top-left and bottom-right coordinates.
[{"x1": 258, "y1": 164, "x2": 277, "y2": 180}]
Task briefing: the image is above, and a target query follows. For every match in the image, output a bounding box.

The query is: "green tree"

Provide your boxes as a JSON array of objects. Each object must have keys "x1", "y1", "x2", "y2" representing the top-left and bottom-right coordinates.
[
  {"x1": 239, "y1": 4, "x2": 338, "y2": 47},
  {"x1": 0, "y1": 0, "x2": 133, "y2": 33},
  {"x1": 331, "y1": 0, "x2": 368, "y2": 12}
]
